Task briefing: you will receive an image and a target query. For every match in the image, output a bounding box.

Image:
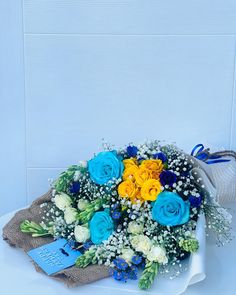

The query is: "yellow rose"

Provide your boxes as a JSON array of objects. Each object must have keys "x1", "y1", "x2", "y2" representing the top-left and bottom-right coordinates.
[
  {"x1": 135, "y1": 167, "x2": 152, "y2": 186},
  {"x1": 141, "y1": 179, "x2": 162, "y2": 201},
  {"x1": 140, "y1": 159, "x2": 164, "y2": 173},
  {"x1": 123, "y1": 158, "x2": 138, "y2": 168},
  {"x1": 118, "y1": 180, "x2": 138, "y2": 200},
  {"x1": 123, "y1": 165, "x2": 139, "y2": 182},
  {"x1": 150, "y1": 170, "x2": 160, "y2": 180}
]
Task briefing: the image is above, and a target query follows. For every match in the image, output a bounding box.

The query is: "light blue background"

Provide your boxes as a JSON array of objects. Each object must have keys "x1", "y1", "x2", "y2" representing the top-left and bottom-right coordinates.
[{"x1": 1, "y1": 0, "x2": 236, "y2": 215}]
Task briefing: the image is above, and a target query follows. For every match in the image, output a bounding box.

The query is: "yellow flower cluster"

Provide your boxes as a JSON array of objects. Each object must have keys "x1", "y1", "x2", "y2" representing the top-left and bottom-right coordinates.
[{"x1": 118, "y1": 158, "x2": 164, "y2": 203}]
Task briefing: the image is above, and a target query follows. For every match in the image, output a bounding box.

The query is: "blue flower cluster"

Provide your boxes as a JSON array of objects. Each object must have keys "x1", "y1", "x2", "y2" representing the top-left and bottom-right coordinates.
[
  {"x1": 113, "y1": 258, "x2": 128, "y2": 270},
  {"x1": 111, "y1": 257, "x2": 143, "y2": 283}
]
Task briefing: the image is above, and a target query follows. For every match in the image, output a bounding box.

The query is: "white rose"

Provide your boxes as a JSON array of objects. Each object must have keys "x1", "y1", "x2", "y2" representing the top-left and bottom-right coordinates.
[
  {"x1": 147, "y1": 246, "x2": 168, "y2": 264},
  {"x1": 120, "y1": 248, "x2": 134, "y2": 263},
  {"x1": 54, "y1": 193, "x2": 72, "y2": 211},
  {"x1": 77, "y1": 199, "x2": 89, "y2": 211},
  {"x1": 128, "y1": 221, "x2": 144, "y2": 234},
  {"x1": 79, "y1": 160, "x2": 87, "y2": 168},
  {"x1": 130, "y1": 235, "x2": 152, "y2": 255},
  {"x1": 74, "y1": 225, "x2": 90, "y2": 243},
  {"x1": 64, "y1": 207, "x2": 78, "y2": 224},
  {"x1": 130, "y1": 235, "x2": 140, "y2": 248}
]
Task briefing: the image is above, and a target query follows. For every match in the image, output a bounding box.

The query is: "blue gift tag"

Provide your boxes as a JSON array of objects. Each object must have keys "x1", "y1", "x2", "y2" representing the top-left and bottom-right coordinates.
[{"x1": 27, "y1": 239, "x2": 82, "y2": 275}]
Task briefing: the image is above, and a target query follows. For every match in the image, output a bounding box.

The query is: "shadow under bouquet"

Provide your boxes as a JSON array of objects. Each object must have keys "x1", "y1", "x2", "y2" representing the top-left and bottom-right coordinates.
[{"x1": 15, "y1": 141, "x2": 235, "y2": 290}]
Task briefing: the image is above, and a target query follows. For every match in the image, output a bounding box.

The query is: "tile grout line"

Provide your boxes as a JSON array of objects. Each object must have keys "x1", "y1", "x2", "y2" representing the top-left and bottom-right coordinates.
[
  {"x1": 229, "y1": 36, "x2": 236, "y2": 149},
  {"x1": 27, "y1": 167, "x2": 67, "y2": 170},
  {"x1": 21, "y1": 0, "x2": 29, "y2": 206},
  {"x1": 23, "y1": 32, "x2": 236, "y2": 37}
]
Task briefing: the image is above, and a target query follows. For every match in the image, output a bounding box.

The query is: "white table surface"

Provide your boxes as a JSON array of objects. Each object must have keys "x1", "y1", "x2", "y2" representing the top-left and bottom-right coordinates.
[{"x1": 1, "y1": 204, "x2": 236, "y2": 295}]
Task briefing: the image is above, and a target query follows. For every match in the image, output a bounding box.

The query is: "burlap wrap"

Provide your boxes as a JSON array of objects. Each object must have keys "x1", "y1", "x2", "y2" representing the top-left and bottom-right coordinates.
[{"x1": 2, "y1": 190, "x2": 110, "y2": 287}]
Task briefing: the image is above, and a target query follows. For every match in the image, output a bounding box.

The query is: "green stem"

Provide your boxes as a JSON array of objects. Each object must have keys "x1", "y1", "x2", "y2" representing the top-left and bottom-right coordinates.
[
  {"x1": 20, "y1": 220, "x2": 52, "y2": 237},
  {"x1": 77, "y1": 198, "x2": 107, "y2": 224},
  {"x1": 138, "y1": 261, "x2": 159, "y2": 290}
]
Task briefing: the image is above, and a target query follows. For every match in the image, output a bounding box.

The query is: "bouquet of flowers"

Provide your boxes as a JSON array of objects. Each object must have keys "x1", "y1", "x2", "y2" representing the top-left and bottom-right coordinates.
[{"x1": 20, "y1": 141, "x2": 233, "y2": 290}]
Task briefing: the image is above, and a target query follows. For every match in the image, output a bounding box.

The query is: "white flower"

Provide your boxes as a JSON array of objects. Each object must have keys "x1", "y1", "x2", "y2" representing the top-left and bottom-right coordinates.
[
  {"x1": 74, "y1": 171, "x2": 81, "y2": 181},
  {"x1": 120, "y1": 248, "x2": 134, "y2": 263},
  {"x1": 77, "y1": 199, "x2": 89, "y2": 211},
  {"x1": 54, "y1": 193, "x2": 72, "y2": 211},
  {"x1": 147, "y1": 246, "x2": 168, "y2": 264},
  {"x1": 79, "y1": 160, "x2": 87, "y2": 168},
  {"x1": 64, "y1": 207, "x2": 78, "y2": 224},
  {"x1": 128, "y1": 221, "x2": 144, "y2": 234},
  {"x1": 130, "y1": 235, "x2": 152, "y2": 255},
  {"x1": 74, "y1": 225, "x2": 90, "y2": 243}
]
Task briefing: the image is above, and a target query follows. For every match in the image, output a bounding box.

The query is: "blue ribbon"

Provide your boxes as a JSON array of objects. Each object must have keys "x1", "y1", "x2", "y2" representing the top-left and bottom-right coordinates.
[{"x1": 191, "y1": 144, "x2": 230, "y2": 164}]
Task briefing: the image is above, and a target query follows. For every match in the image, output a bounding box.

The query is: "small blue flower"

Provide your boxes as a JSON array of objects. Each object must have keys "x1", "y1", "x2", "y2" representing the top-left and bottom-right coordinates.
[
  {"x1": 131, "y1": 255, "x2": 142, "y2": 265},
  {"x1": 69, "y1": 181, "x2": 80, "y2": 194},
  {"x1": 112, "y1": 270, "x2": 128, "y2": 282},
  {"x1": 160, "y1": 170, "x2": 177, "y2": 187},
  {"x1": 112, "y1": 269, "x2": 123, "y2": 280},
  {"x1": 130, "y1": 265, "x2": 138, "y2": 273},
  {"x1": 121, "y1": 271, "x2": 129, "y2": 282},
  {"x1": 153, "y1": 152, "x2": 167, "y2": 163},
  {"x1": 189, "y1": 195, "x2": 202, "y2": 208},
  {"x1": 113, "y1": 258, "x2": 129, "y2": 270},
  {"x1": 127, "y1": 145, "x2": 138, "y2": 157},
  {"x1": 112, "y1": 211, "x2": 121, "y2": 220}
]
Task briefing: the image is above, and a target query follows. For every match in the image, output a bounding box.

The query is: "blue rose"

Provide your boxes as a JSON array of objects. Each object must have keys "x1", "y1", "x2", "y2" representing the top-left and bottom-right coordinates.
[
  {"x1": 88, "y1": 151, "x2": 124, "y2": 185},
  {"x1": 89, "y1": 211, "x2": 114, "y2": 244},
  {"x1": 189, "y1": 195, "x2": 202, "y2": 208},
  {"x1": 127, "y1": 145, "x2": 138, "y2": 157},
  {"x1": 152, "y1": 191, "x2": 190, "y2": 226},
  {"x1": 160, "y1": 170, "x2": 177, "y2": 187},
  {"x1": 69, "y1": 181, "x2": 80, "y2": 194},
  {"x1": 153, "y1": 152, "x2": 167, "y2": 163}
]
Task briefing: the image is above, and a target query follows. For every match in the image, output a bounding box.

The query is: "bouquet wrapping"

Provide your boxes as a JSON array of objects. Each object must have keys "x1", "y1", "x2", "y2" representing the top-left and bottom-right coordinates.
[{"x1": 2, "y1": 141, "x2": 235, "y2": 290}]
